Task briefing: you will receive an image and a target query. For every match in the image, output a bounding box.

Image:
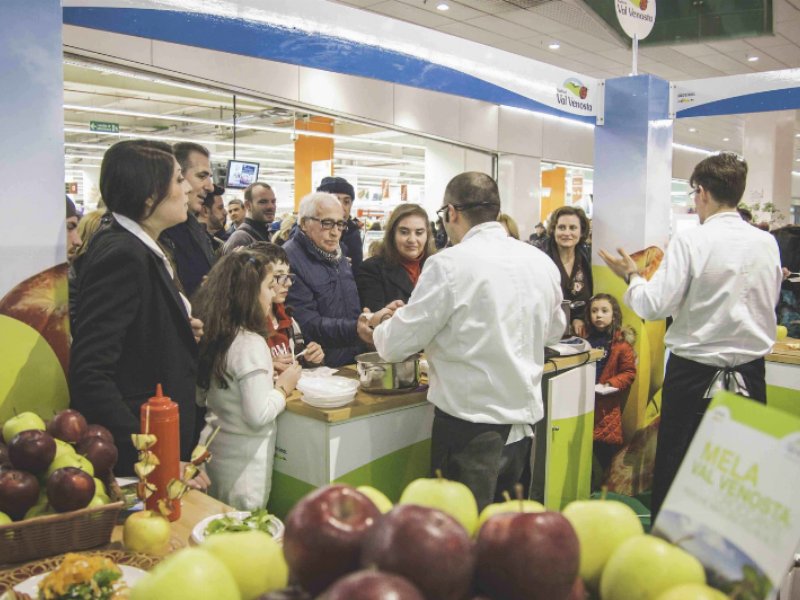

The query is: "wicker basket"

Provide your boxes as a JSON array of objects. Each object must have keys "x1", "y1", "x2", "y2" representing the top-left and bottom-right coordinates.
[{"x1": 0, "y1": 479, "x2": 124, "y2": 565}]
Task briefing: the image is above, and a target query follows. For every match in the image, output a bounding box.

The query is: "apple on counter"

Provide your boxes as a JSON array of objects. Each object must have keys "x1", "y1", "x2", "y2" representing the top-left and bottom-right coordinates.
[
  {"x1": 356, "y1": 485, "x2": 393, "y2": 514},
  {"x1": 130, "y1": 547, "x2": 239, "y2": 600},
  {"x1": 320, "y1": 570, "x2": 424, "y2": 600},
  {"x1": 398, "y1": 471, "x2": 479, "y2": 536},
  {"x1": 476, "y1": 493, "x2": 545, "y2": 532},
  {"x1": 123, "y1": 510, "x2": 172, "y2": 555}
]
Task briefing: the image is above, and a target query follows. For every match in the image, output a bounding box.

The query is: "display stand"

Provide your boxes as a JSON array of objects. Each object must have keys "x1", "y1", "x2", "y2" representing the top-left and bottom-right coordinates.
[{"x1": 766, "y1": 338, "x2": 800, "y2": 419}]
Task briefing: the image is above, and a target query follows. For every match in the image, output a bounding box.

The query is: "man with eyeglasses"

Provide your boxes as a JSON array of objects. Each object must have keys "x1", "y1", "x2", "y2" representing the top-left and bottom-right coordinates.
[
  {"x1": 222, "y1": 182, "x2": 277, "y2": 253},
  {"x1": 600, "y1": 152, "x2": 782, "y2": 520},
  {"x1": 283, "y1": 192, "x2": 375, "y2": 367},
  {"x1": 317, "y1": 176, "x2": 363, "y2": 275},
  {"x1": 369, "y1": 172, "x2": 566, "y2": 510}
]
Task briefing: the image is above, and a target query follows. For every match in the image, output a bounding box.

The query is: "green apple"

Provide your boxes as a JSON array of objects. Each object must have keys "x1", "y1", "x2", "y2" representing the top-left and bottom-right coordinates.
[
  {"x1": 53, "y1": 438, "x2": 76, "y2": 460},
  {"x1": 92, "y1": 478, "x2": 110, "y2": 503},
  {"x1": 46, "y1": 452, "x2": 94, "y2": 478},
  {"x1": 477, "y1": 498, "x2": 545, "y2": 532},
  {"x1": 600, "y1": 535, "x2": 706, "y2": 600},
  {"x1": 123, "y1": 510, "x2": 172, "y2": 555},
  {"x1": 655, "y1": 583, "x2": 727, "y2": 600},
  {"x1": 356, "y1": 485, "x2": 393, "y2": 513},
  {"x1": 2, "y1": 411, "x2": 45, "y2": 443},
  {"x1": 202, "y1": 530, "x2": 288, "y2": 600},
  {"x1": 563, "y1": 498, "x2": 644, "y2": 590},
  {"x1": 130, "y1": 547, "x2": 239, "y2": 600},
  {"x1": 24, "y1": 494, "x2": 53, "y2": 520},
  {"x1": 399, "y1": 475, "x2": 479, "y2": 535},
  {"x1": 777, "y1": 325, "x2": 788, "y2": 341},
  {"x1": 0, "y1": 511, "x2": 12, "y2": 525}
]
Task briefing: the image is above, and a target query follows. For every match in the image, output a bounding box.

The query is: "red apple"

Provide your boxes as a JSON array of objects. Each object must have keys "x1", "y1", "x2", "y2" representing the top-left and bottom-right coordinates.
[
  {"x1": 8, "y1": 430, "x2": 56, "y2": 474},
  {"x1": 0, "y1": 442, "x2": 10, "y2": 468},
  {"x1": 361, "y1": 504, "x2": 475, "y2": 600},
  {"x1": 475, "y1": 511, "x2": 580, "y2": 600},
  {"x1": 567, "y1": 577, "x2": 587, "y2": 600},
  {"x1": 321, "y1": 570, "x2": 424, "y2": 600},
  {"x1": 0, "y1": 469, "x2": 40, "y2": 520},
  {"x1": 47, "y1": 409, "x2": 88, "y2": 444},
  {"x1": 82, "y1": 424, "x2": 114, "y2": 445},
  {"x1": 46, "y1": 466, "x2": 95, "y2": 512},
  {"x1": 76, "y1": 437, "x2": 118, "y2": 475},
  {"x1": 283, "y1": 484, "x2": 381, "y2": 595},
  {"x1": 258, "y1": 587, "x2": 312, "y2": 600}
]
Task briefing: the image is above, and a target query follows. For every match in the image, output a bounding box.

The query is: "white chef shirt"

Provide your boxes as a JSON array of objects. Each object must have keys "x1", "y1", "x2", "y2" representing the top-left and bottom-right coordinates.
[
  {"x1": 625, "y1": 211, "x2": 782, "y2": 368},
  {"x1": 373, "y1": 222, "x2": 566, "y2": 442}
]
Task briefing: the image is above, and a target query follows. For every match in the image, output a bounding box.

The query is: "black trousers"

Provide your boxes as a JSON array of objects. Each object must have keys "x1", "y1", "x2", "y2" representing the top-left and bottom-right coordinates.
[
  {"x1": 651, "y1": 353, "x2": 766, "y2": 519},
  {"x1": 430, "y1": 408, "x2": 533, "y2": 511}
]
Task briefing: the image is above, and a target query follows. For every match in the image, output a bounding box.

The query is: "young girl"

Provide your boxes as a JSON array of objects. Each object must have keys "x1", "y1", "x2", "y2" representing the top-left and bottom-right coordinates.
[
  {"x1": 584, "y1": 294, "x2": 637, "y2": 482},
  {"x1": 194, "y1": 250, "x2": 302, "y2": 510},
  {"x1": 248, "y1": 242, "x2": 326, "y2": 372}
]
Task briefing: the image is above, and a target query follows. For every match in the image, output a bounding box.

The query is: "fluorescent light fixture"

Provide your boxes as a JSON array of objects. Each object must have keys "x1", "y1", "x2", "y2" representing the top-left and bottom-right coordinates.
[
  {"x1": 436, "y1": 3, "x2": 449, "y2": 10},
  {"x1": 747, "y1": 55, "x2": 759, "y2": 62},
  {"x1": 722, "y1": 137, "x2": 730, "y2": 142},
  {"x1": 548, "y1": 42, "x2": 561, "y2": 50},
  {"x1": 688, "y1": 127, "x2": 697, "y2": 133}
]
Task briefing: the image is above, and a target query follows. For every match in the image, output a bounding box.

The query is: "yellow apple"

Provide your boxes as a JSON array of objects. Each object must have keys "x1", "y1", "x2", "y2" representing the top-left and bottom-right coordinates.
[
  {"x1": 776, "y1": 325, "x2": 788, "y2": 341},
  {"x1": 0, "y1": 511, "x2": 12, "y2": 525},
  {"x1": 123, "y1": 510, "x2": 172, "y2": 555},
  {"x1": 655, "y1": 583, "x2": 728, "y2": 600},
  {"x1": 202, "y1": 530, "x2": 288, "y2": 600},
  {"x1": 601, "y1": 535, "x2": 706, "y2": 600},
  {"x1": 399, "y1": 475, "x2": 479, "y2": 535},
  {"x1": 356, "y1": 485, "x2": 393, "y2": 513},
  {"x1": 130, "y1": 547, "x2": 239, "y2": 600},
  {"x1": 563, "y1": 498, "x2": 644, "y2": 591},
  {"x1": 477, "y1": 498, "x2": 545, "y2": 532}
]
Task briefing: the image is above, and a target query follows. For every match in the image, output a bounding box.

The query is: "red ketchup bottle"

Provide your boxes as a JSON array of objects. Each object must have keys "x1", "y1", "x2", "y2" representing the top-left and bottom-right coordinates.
[{"x1": 140, "y1": 384, "x2": 181, "y2": 521}]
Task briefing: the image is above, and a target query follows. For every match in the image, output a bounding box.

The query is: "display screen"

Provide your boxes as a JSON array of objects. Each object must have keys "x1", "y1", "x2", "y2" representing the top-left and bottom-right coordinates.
[{"x1": 225, "y1": 160, "x2": 260, "y2": 189}]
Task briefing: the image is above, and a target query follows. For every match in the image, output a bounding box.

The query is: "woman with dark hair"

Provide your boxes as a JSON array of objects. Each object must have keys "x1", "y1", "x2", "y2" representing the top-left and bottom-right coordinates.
[
  {"x1": 356, "y1": 203, "x2": 436, "y2": 312},
  {"x1": 193, "y1": 250, "x2": 301, "y2": 510},
  {"x1": 544, "y1": 205, "x2": 593, "y2": 337},
  {"x1": 69, "y1": 140, "x2": 208, "y2": 485}
]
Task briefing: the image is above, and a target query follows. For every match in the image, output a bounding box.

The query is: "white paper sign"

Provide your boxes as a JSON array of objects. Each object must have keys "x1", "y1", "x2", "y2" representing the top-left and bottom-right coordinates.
[{"x1": 615, "y1": 0, "x2": 656, "y2": 40}]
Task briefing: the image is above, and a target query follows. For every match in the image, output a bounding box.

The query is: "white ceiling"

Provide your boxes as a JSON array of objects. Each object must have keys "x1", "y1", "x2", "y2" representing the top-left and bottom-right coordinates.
[{"x1": 332, "y1": 0, "x2": 800, "y2": 156}]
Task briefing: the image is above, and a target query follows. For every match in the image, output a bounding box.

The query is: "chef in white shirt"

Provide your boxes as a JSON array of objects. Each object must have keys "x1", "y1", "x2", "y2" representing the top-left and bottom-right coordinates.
[
  {"x1": 369, "y1": 172, "x2": 566, "y2": 510},
  {"x1": 600, "y1": 152, "x2": 782, "y2": 519}
]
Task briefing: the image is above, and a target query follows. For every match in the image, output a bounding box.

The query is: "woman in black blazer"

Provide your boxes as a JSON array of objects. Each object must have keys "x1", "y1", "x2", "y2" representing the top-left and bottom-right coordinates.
[
  {"x1": 69, "y1": 140, "x2": 205, "y2": 479},
  {"x1": 356, "y1": 204, "x2": 436, "y2": 312}
]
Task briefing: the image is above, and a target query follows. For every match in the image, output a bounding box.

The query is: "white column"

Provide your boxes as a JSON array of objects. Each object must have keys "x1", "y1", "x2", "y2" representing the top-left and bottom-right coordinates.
[
  {"x1": 423, "y1": 141, "x2": 492, "y2": 218},
  {"x1": 497, "y1": 154, "x2": 541, "y2": 241}
]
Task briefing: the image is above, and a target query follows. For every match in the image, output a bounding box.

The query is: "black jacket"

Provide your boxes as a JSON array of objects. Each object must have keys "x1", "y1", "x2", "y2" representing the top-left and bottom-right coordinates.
[
  {"x1": 543, "y1": 239, "x2": 593, "y2": 306},
  {"x1": 160, "y1": 213, "x2": 216, "y2": 298},
  {"x1": 356, "y1": 255, "x2": 415, "y2": 313},
  {"x1": 341, "y1": 218, "x2": 364, "y2": 276},
  {"x1": 69, "y1": 222, "x2": 199, "y2": 476}
]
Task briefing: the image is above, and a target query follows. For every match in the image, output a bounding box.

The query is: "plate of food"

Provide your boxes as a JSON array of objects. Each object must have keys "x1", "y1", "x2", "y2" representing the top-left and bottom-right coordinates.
[
  {"x1": 191, "y1": 508, "x2": 285, "y2": 545},
  {"x1": 0, "y1": 550, "x2": 160, "y2": 599}
]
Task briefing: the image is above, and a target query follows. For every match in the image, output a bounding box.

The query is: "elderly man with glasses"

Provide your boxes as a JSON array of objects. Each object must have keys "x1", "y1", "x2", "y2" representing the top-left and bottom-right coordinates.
[{"x1": 283, "y1": 192, "x2": 375, "y2": 367}]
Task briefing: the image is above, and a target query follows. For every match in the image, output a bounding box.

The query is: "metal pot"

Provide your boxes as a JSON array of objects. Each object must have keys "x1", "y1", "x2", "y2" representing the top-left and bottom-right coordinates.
[{"x1": 355, "y1": 352, "x2": 421, "y2": 394}]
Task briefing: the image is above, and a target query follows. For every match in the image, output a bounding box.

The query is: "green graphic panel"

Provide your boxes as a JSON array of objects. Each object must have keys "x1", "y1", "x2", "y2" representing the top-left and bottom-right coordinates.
[
  {"x1": 267, "y1": 471, "x2": 316, "y2": 520},
  {"x1": 766, "y1": 384, "x2": 800, "y2": 419},
  {"x1": 546, "y1": 413, "x2": 593, "y2": 511},
  {"x1": 335, "y1": 439, "x2": 431, "y2": 503}
]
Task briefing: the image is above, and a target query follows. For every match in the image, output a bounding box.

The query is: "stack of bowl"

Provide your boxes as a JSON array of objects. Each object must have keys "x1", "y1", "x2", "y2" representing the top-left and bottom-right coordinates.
[{"x1": 297, "y1": 376, "x2": 359, "y2": 409}]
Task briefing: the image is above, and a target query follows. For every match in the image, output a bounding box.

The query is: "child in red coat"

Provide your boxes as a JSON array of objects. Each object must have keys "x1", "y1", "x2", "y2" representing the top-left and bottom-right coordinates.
[{"x1": 584, "y1": 294, "x2": 637, "y2": 482}]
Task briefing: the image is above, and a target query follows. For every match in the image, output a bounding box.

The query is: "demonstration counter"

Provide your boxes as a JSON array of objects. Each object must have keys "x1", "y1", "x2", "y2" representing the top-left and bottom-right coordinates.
[
  {"x1": 267, "y1": 351, "x2": 602, "y2": 517},
  {"x1": 766, "y1": 337, "x2": 800, "y2": 418}
]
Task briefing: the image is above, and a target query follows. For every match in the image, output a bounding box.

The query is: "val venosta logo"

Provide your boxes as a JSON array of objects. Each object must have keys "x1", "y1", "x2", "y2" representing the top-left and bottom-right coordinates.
[
  {"x1": 563, "y1": 78, "x2": 588, "y2": 100},
  {"x1": 629, "y1": 0, "x2": 648, "y2": 9}
]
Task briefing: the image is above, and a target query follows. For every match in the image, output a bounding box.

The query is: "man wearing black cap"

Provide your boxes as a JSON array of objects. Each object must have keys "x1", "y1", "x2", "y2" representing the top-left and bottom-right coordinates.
[
  {"x1": 317, "y1": 176, "x2": 363, "y2": 275},
  {"x1": 198, "y1": 184, "x2": 229, "y2": 251}
]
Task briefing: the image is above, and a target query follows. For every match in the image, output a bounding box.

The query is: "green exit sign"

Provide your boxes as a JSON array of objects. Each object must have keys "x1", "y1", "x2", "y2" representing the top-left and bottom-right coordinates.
[{"x1": 90, "y1": 120, "x2": 119, "y2": 134}]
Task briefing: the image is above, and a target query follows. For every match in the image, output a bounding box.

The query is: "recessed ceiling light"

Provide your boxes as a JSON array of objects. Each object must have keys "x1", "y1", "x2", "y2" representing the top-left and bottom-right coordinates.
[
  {"x1": 548, "y1": 42, "x2": 561, "y2": 50},
  {"x1": 436, "y1": 2, "x2": 449, "y2": 10},
  {"x1": 688, "y1": 127, "x2": 697, "y2": 133},
  {"x1": 723, "y1": 137, "x2": 730, "y2": 142},
  {"x1": 747, "y1": 55, "x2": 759, "y2": 62}
]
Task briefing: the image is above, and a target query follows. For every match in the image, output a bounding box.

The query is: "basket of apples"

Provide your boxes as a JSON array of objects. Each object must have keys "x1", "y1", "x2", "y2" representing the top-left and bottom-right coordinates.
[{"x1": 0, "y1": 409, "x2": 124, "y2": 565}]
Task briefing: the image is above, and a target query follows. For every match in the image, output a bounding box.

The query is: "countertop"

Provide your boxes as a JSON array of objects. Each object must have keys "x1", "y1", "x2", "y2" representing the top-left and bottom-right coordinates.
[
  {"x1": 768, "y1": 337, "x2": 800, "y2": 366},
  {"x1": 285, "y1": 349, "x2": 603, "y2": 424}
]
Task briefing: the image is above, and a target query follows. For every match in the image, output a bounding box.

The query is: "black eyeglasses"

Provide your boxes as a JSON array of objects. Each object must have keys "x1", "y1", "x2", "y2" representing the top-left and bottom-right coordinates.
[
  {"x1": 274, "y1": 273, "x2": 296, "y2": 286},
  {"x1": 436, "y1": 205, "x2": 450, "y2": 220},
  {"x1": 305, "y1": 217, "x2": 348, "y2": 232}
]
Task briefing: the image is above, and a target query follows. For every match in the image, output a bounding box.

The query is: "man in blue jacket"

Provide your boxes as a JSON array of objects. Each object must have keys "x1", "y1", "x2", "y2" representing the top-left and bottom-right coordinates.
[{"x1": 284, "y1": 192, "x2": 374, "y2": 367}]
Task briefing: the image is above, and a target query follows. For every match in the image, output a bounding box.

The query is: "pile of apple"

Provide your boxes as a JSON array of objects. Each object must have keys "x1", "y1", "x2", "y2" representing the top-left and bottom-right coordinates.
[{"x1": 0, "y1": 409, "x2": 119, "y2": 523}]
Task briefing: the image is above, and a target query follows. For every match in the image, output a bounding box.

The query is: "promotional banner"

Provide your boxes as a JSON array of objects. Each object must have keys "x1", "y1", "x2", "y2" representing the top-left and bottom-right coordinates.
[
  {"x1": 0, "y1": 1, "x2": 69, "y2": 423},
  {"x1": 654, "y1": 392, "x2": 800, "y2": 599},
  {"x1": 615, "y1": 0, "x2": 656, "y2": 40},
  {"x1": 62, "y1": 0, "x2": 599, "y2": 122}
]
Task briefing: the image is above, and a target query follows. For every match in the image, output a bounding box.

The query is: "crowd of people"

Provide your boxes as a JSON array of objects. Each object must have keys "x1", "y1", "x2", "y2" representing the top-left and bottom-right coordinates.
[{"x1": 63, "y1": 140, "x2": 794, "y2": 516}]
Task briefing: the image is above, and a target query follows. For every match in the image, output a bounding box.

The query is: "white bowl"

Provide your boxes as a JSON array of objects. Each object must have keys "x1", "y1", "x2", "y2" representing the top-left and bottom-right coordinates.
[
  {"x1": 191, "y1": 511, "x2": 285, "y2": 545},
  {"x1": 297, "y1": 375, "x2": 359, "y2": 398}
]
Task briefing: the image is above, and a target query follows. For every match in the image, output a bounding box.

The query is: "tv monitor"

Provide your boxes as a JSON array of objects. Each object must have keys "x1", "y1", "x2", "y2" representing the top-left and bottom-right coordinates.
[{"x1": 225, "y1": 160, "x2": 260, "y2": 189}]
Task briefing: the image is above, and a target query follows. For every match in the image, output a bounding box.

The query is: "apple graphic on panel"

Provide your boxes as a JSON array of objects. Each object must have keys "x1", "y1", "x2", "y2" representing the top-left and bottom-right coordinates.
[
  {"x1": 356, "y1": 485, "x2": 393, "y2": 514},
  {"x1": 82, "y1": 424, "x2": 114, "y2": 444},
  {"x1": 321, "y1": 570, "x2": 425, "y2": 600},
  {"x1": 283, "y1": 484, "x2": 381, "y2": 595},
  {"x1": 2, "y1": 412, "x2": 46, "y2": 443},
  {"x1": 361, "y1": 504, "x2": 475, "y2": 600},
  {"x1": 123, "y1": 510, "x2": 172, "y2": 555},
  {"x1": 655, "y1": 583, "x2": 728, "y2": 600},
  {"x1": 8, "y1": 430, "x2": 56, "y2": 474},
  {"x1": 76, "y1": 437, "x2": 118, "y2": 476},
  {"x1": 0, "y1": 469, "x2": 40, "y2": 520},
  {"x1": 476, "y1": 497, "x2": 545, "y2": 532},
  {"x1": 600, "y1": 535, "x2": 706, "y2": 600},
  {"x1": 46, "y1": 466, "x2": 95, "y2": 512},
  {"x1": 562, "y1": 498, "x2": 644, "y2": 591},
  {"x1": 475, "y1": 511, "x2": 580, "y2": 600},
  {"x1": 203, "y1": 530, "x2": 288, "y2": 600},
  {"x1": 47, "y1": 409, "x2": 88, "y2": 444},
  {"x1": 399, "y1": 475, "x2": 479, "y2": 535},
  {"x1": 130, "y1": 547, "x2": 239, "y2": 600}
]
